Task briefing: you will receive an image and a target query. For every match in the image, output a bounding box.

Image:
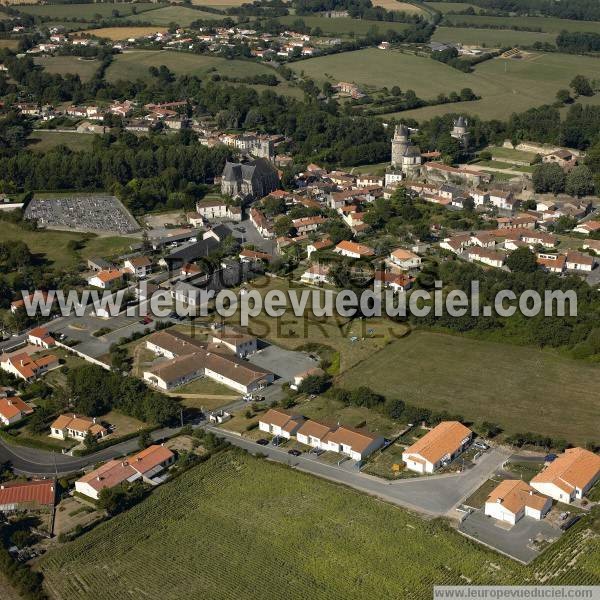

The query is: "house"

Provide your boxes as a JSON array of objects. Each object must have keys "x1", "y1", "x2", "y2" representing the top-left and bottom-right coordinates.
[
  {"x1": 0, "y1": 480, "x2": 56, "y2": 512},
  {"x1": 196, "y1": 198, "x2": 228, "y2": 220},
  {"x1": 542, "y1": 149, "x2": 575, "y2": 169},
  {"x1": 334, "y1": 240, "x2": 374, "y2": 259},
  {"x1": 296, "y1": 420, "x2": 334, "y2": 448},
  {"x1": 258, "y1": 409, "x2": 305, "y2": 439},
  {"x1": 497, "y1": 215, "x2": 537, "y2": 230},
  {"x1": 573, "y1": 220, "x2": 600, "y2": 235},
  {"x1": 471, "y1": 189, "x2": 489, "y2": 206},
  {"x1": 123, "y1": 256, "x2": 152, "y2": 278},
  {"x1": 374, "y1": 271, "x2": 413, "y2": 294},
  {"x1": 211, "y1": 327, "x2": 257, "y2": 357},
  {"x1": 28, "y1": 326, "x2": 55, "y2": 348},
  {"x1": 0, "y1": 353, "x2": 58, "y2": 381},
  {"x1": 50, "y1": 414, "x2": 107, "y2": 441},
  {"x1": 292, "y1": 367, "x2": 325, "y2": 388},
  {"x1": 88, "y1": 269, "x2": 124, "y2": 289},
  {"x1": 306, "y1": 238, "x2": 333, "y2": 258},
  {"x1": 565, "y1": 251, "x2": 594, "y2": 272},
  {"x1": 87, "y1": 257, "x2": 113, "y2": 272},
  {"x1": 470, "y1": 233, "x2": 496, "y2": 248},
  {"x1": 300, "y1": 263, "x2": 331, "y2": 285},
  {"x1": 320, "y1": 426, "x2": 385, "y2": 461},
  {"x1": 74, "y1": 445, "x2": 175, "y2": 500},
  {"x1": 171, "y1": 281, "x2": 203, "y2": 307},
  {"x1": 489, "y1": 189, "x2": 518, "y2": 212},
  {"x1": 249, "y1": 208, "x2": 274, "y2": 239},
  {"x1": 440, "y1": 234, "x2": 471, "y2": 255},
  {"x1": 583, "y1": 239, "x2": 600, "y2": 253},
  {"x1": 402, "y1": 421, "x2": 472, "y2": 474},
  {"x1": 389, "y1": 248, "x2": 421, "y2": 270},
  {"x1": 467, "y1": 247, "x2": 507, "y2": 268},
  {"x1": 0, "y1": 396, "x2": 33, "y2": 426},
  {"x1": 484, "y1": 480, "x2": 552, "y2": 525},
  {"x1": 519, "y1": 230, "x2": 557, "y2": 249},
  {"x1": 537, "y1": 253, "x2": 566, "y2": 274},
  {"x1": 187, "y1": 212, "x2": 204, "y2": 227},
  {"x1": 530, "y1": 447, "x2": 600, "y2": 504},
  {"x1": 10, "y1": 291, "x2": 52, "y2": 314},
  {"x1": 292, "y1": 215, "x2": 327, "y2": 234},
  {"x1": 239, "y1": 249, "x2": 272, "y2": 263}
]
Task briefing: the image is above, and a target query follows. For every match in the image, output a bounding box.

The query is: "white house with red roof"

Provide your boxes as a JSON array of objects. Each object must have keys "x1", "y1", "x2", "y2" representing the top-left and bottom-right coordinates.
[
  {"x1": 27, "y1": 326, "x2": 55, "y2": 349},
  {"x1": 334, "y1": 240, "x2": 374, "y2": 259},
  {"x1": 258, "y1": 409, "x2": 305, "y2": 439},
  {"x1": 0, "y1": 480, "x2": 56, "y2": 512},
  {"x1": 123, "y1": 256, "x2": 152, "y2": 278},
  {"x1": 0, "y1": 353, "x2": 58, "y2": 381},
  {"x1": 88, "y1": 269, "x2": 124, "y2": 289},
  {"x1": 0, "y1": 396, "x2": 33, "y2": 426}
]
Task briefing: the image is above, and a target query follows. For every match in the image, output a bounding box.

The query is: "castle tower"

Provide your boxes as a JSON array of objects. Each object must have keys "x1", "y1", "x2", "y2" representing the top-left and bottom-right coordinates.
[
  {"x1": 391, "y1": 123, "x2": 410, "y2": 167},
  {"x1": 451, "y1": 116, "x2": 470, "y2": 148}
]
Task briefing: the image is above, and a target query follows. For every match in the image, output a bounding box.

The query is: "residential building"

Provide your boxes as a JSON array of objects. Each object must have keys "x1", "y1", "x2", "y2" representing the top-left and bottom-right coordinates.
[
  {"x1": 484, "y1": 480, "x2": 552, "y2": 525},
  {"x1": 88, "y1": 269, "x2": 124, "y2": 289},
  {"x1": 196, "y1": 198, "x2": 242, "y2": 221},
  {"x1": 334, "y1": 240, "x2": 375, "y2": 259},
  {"x1": 50, "y1": 414, "x2": 107, "y2": 441},
  {"x1": 374, "y1": 270, "x2": 413, "y2": 294},
  {"x1": 497, "y1": 215, "x2": 537, "y2": 230},
  {"x1": 0, "y1": 396, "x2": 33, "y2": 426},
  {"x1": 389, "y1": 248, "x2": 421, "y2": 270},
  {"x1": 542, "y1": 149, "x2": 576, "y2": 169},
  {"x1": 537, "y1": 253, "x2": 566, "y2": 274},
  {"x1": 292, "y1": 215, "x2": 327, "y2": 234},
  {"x1": 306, "y1": 238, "x2": 333, "y2": 257},
  {"x1": 28, "y1": 326, "x2": 55, "y2": 348},
  {"x1": 467, "y1": 247, "x2": 507, "y2": 268},
  {"x1": 300, "y1": 263, "x2": 331, "y2": 285},
  {"x1": 0, "y1": 353, "x2": 58, "y2": 381},
  {"x1": 0, "y1": 480, "x2": 56, "y2": 512},
  {"x1": 402, "y1": 421, "x2": 472, "y2": 474},
  {"x1": 10, "y1": 291, "x2": 52, "y2": 314},
  {"x1": 239, "y1": 249, "x2": 272, "y2": 263},
  {"x1": 296, "y1": 420, "x2": 334, "y2": 449},
  {"x1": 565, "y1": 251, "x2": 594, "y2": 272},
  {"x1": 574, "y1": 220, "x2": 600, "y2": 235},
  {"x1": 258, "y1": 409, "x2": 305, "y2": 439},
  {"x1": 123, "y1": 256, "x2": 152, "y2": 278},
  {"x1": 249, "y1": 207, "x2": 274, "y2": 239},
  {"x1": 530, "y1": 447, "x2": 600, "y2": 504},
  {"x1": 75, "y1": 445, "x2": 175, "y2": 500},
  {"x1": 489, "y1": 189, "x2": 517, "y2": 212},
  {"x1": 171, "y1": 281, "x2": 203, "y2": 308},
  {"x1": 320, "y1": 426, "x2": 385, "y2": 461}
]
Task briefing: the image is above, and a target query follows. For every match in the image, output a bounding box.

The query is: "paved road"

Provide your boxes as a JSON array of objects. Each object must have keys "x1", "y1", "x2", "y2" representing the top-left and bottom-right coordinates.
[{"x1": 207, "y1": 427, "x2": 511, "y2": 517}]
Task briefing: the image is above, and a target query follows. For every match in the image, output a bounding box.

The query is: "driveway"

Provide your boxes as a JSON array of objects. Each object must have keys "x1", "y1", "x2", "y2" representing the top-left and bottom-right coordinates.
[
  {"x1": 459, "y1": 509, "x2": 562, "y2": 564},
  {"x1": 249, "y1": 344, "x2": 317, "y2": 382}
]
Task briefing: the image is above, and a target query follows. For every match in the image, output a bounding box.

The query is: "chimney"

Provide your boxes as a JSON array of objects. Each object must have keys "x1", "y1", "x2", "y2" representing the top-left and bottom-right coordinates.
[
  {"x1": 496, "y1": 498, "x2": 502, "y2": 504},
  {"x1": 92, "y1": 417, "x2": 96, "y2": 424}
]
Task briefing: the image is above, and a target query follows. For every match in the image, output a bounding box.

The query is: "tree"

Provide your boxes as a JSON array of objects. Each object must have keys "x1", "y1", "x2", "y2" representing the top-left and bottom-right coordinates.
[
  {"x1": 506, "y1": 247, "x2": 537, "y2": 273},
  {"x1": 83, "y1": 430, "x2": 98, "y2": 451},
  {"x1": 565, "y1": 165, "x2": 595, "y2": 197},
  {"x1": 556, "y1": 89, "x2": 572, "y2": 105},
  {"x1": 532, "y1": 163, "x2": 565, "y2": 193},
  {"x1": 273, "y1": 216, "x2": 294, "y2": 237},
  {"x1": 138, "y1": 430, "x2": 152, "y2": 450},
  {"x1": 298, "y1": 374, "x2": 331, "y2": 395},
  {"x1": 385, "y1": 398, "x2": 405, "y2": 420},
  {"x1": 570, "y1": 74, "x2": 593, "y2": 97}
]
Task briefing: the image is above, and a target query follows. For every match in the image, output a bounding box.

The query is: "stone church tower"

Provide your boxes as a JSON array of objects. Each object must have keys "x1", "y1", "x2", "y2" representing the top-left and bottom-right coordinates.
[
  {"x1": 451, "y1": 116, "x2": 470, "y2": 148},
  {"x1": 390, "y1": 123, "x2": 422, "y2": 175}
]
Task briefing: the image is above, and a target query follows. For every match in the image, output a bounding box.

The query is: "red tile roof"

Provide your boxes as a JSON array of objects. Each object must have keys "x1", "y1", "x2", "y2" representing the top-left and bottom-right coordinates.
[{"x1": 0, "y1": 480, "x2": 55, "y2": 507}]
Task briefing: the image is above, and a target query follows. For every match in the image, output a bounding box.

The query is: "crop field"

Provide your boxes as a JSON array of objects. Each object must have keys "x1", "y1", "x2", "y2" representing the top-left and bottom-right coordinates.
[
  {"x1": 81, "y1": 26, "x2": 168, "y2": 40},
  {"x1": 34, "y1": 55, "x2": 99, "y2": 81},
  {"x1": 339, "y1": 331, "x2": 600, "y2": 445},
  {"x1": 37, "y1": 450, "x2": 600, "y2": 599},
  {"x1": 16, "y1": 2, "x2": 163, "y2": 18},
  {"x1": 358, "y1": 50, "x2": 600, "y2": 120},
  {"x1": 0, "y1": 39, "x2": 18, "y2": 49},
  {"x1": 371, "y1": 0, "x2": 424, "y2": 13},
  {"x1": 123, "y1": 5, "x2": 223, "y2": 26},
  {"x1": 28, "y1": 131, "x2": 97, "y2": 153},
  {"x1": 442, "y1": 13, "x2": 600, "y2": 34},
  {"x1": 106, "y1": 50, "x2": 278, "y2": 82},
  {"x1": 276, "y1": 15, "x2": 410, "y2": 36},
  {"x1": 425, "y1": 1, "x2": 481, "y2": 13},
  {"x1": 432, "y1": 26, "x2": 556, "y2": 47}
]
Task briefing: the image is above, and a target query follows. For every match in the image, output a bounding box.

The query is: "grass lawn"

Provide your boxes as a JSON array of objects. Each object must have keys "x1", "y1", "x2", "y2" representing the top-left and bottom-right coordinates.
[
  {"x1": 504, "y1": 461, "x2": 544, "y2": 483},
  {"x1": 223, "y1": 275, "x2": 409, "y2": 373},
  {"x1": 101, "y1": 410, "x2": 147, "y2": 438},
  {"x1": 432, "y1": 26, "x2": 556, "y2": 47},
  {"x1": 106, "y1": 50, "x2": 278, "y2": 83},
  {"x1": 38, "y1": 449, "x2": 600, "y2": 599},
  {"x1": 339, "y1": 331, "x2": 600, "y2": 446},
  {"x1": 174, "y1": 377, "x2": 236, "y2": 396},
  {"x1": 351, "y1": 161, "x2": 389, "y2": 175},
  {"x1": 34, "y1": 56, "x2": 100, "y2": 81},
  {"x1": 0, "y1": 221, "x2": 136, "y2": 273},
  {"x1": 28, "y1": 131, "x2": 97, "y2": 153},
  {"x1": 122, "y1": 5, "x2": 222, "y2": 25},
  {"x1": 464, "y1": 477, "x2": 503, "y2": 509},
  {"x1": 442, "y1": 13, "x2": 600, "y2": 34},
  {"x1": 485, "y1": 146, "x2": 538, "y2": 164},
  {"x1": 276, "y1": 15, "x2": 410, "y2": 36},
  {"x1": 426, "y1": 1, "x2": 482, "y2": 13},
  {"x1": 17, "y1": 3, "x2": 163, "y2": 18},
  {"x1": 371, "y1": 0, "x2": 424, "y2": 13},
  {"x1": 381, "y1": 51, "x2": 600, "y2": 121}
]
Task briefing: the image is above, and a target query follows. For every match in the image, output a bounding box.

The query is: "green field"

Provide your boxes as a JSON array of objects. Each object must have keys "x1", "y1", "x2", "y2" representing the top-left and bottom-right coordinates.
[
  {"x1": 442, "y1": 13, "x2": 600, "y2": 34},
  {"x1": 0, "y1": 39, "x2": 18, "y2": 49},
  {"x1": 122, "y1": 5, "x2": 222, "y2": 26},
  {"x1": 37, "y1": 450, "x2": 600, "y2": 599},
  {"x1": 28, "y1": 131, "x2": 97, "y2": 153},
  {"x1": 425, "y1": 1, "x2": 481, "y2": 13},
  {"x1": 106, "y1": 50, "x2": 278, "y2": 83},
  {"x1": 433, "y1": 26, "x2": 556, "y2": 47},
  {"x1": 34, "y1": 55, "x2": 100, "y2": 81},
  {"x1": 485, "y1": 146, "x2": 538, "y2": 164},
  {"x1": 16, "y1": 2, "x2": 163, "y2": 19},
  {"x1": 0, "y1": 220, "x2": 135, "y2": 272},
  {"x1": 339, "y1": 331, "x2": 600, "y2": 445},
  {"x1": 277, "y1": 15, "x2": 410, "y2": 36}
]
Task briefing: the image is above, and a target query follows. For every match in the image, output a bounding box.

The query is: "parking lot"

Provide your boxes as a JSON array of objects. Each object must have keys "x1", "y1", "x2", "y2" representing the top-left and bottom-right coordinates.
[{"x1": 459, "y1": 509, "x2": 562, "y2": 564}]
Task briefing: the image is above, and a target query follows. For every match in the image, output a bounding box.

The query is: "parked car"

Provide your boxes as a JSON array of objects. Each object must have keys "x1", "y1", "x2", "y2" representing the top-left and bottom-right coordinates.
[
  {"x1": 545, "y1": 453, "x2": 558, "y2": 462},
  {"x1": 473, "y1": 441, "x2": 489, "y2": 451},
  {"x1": 288, "y1": 449, "x2": 301, "y2": 456},
  {"x1": 256, "y1": 439, "x2": 269, "y2": 446}
]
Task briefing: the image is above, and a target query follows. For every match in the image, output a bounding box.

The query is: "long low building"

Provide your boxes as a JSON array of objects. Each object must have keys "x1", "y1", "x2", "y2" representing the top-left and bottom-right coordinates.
[
  {"x1": 75, "y1": 445, "x2": 175, "y2": 500},
  {"x1": 143, "y1": 329, "x2": 274, "y2": 394},
  {"x1": 402, "y1": 421, "x2": 472, "y2": 474},
  {"x1": 0, "y1": 479, "x2": 56, "y2": 512},
  {"x1": 530, "y1": 447, "x2": 600, "y2": 504}
]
